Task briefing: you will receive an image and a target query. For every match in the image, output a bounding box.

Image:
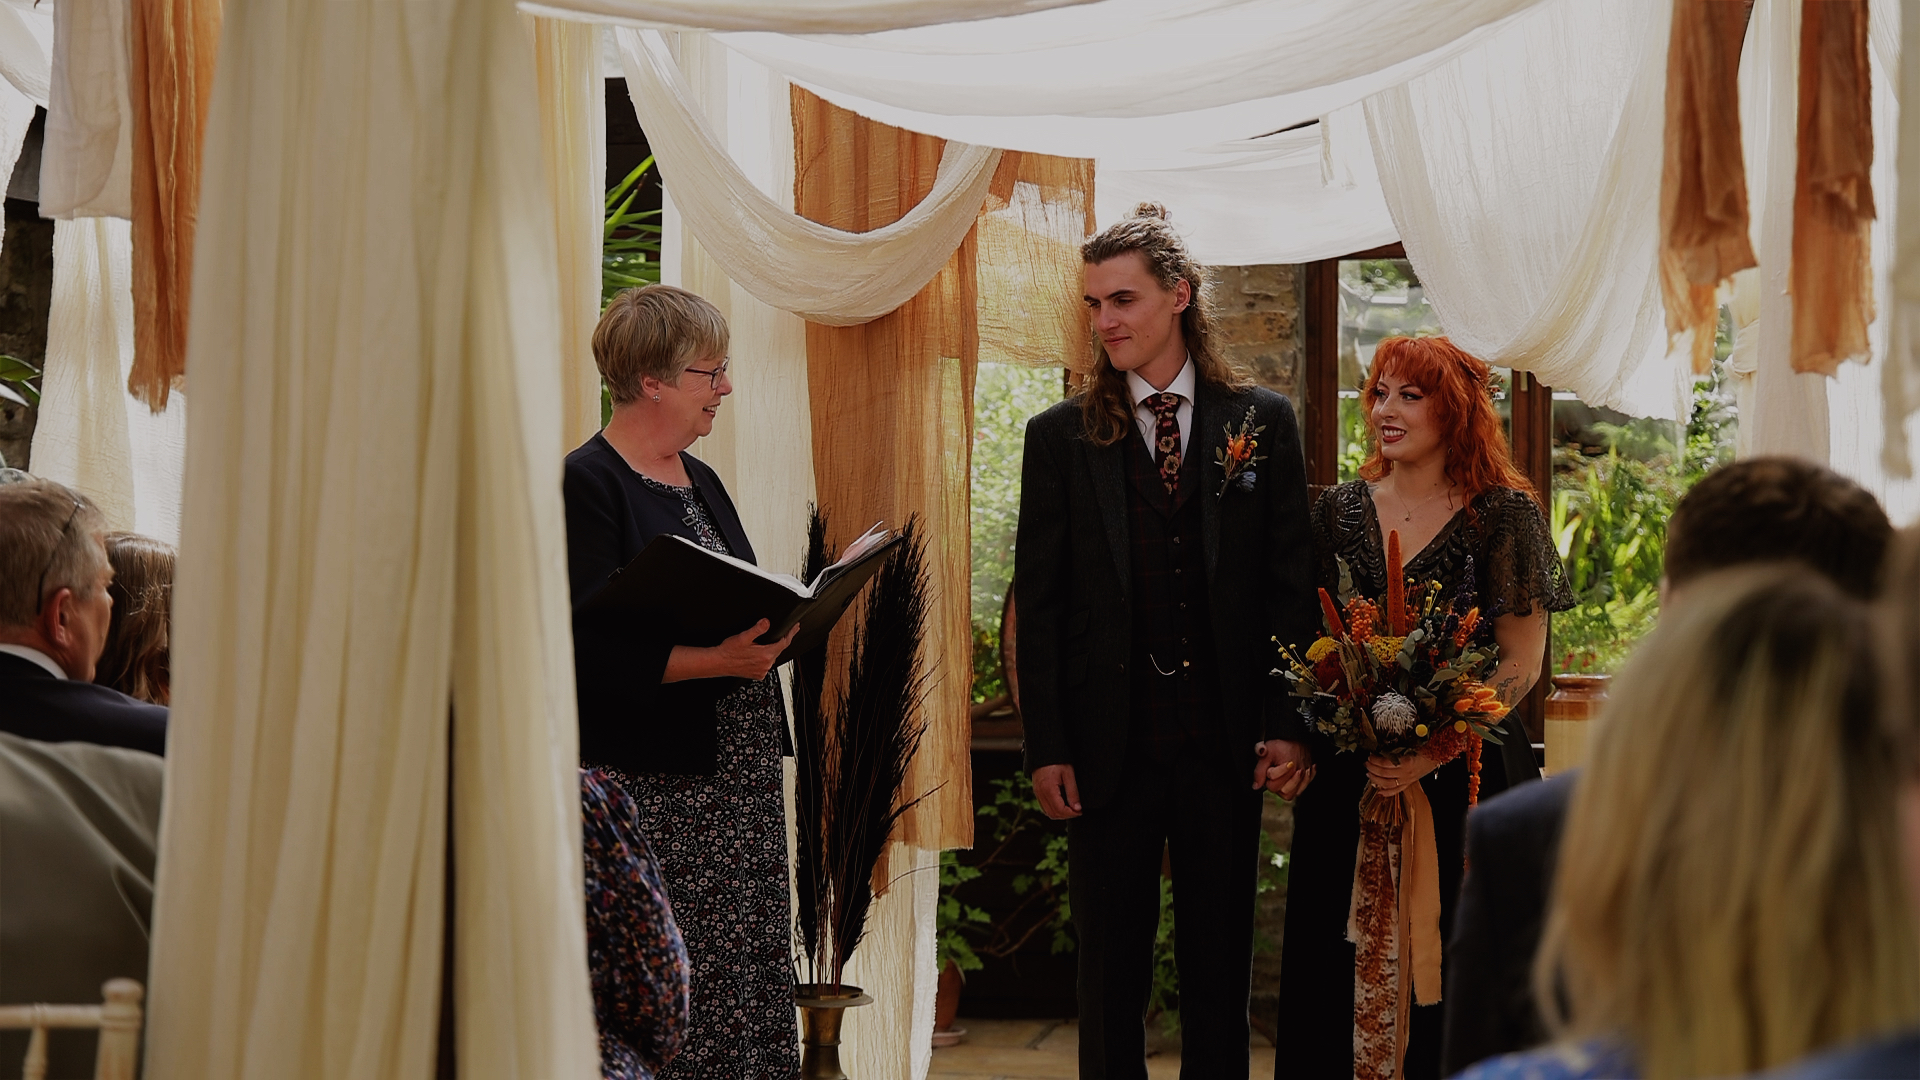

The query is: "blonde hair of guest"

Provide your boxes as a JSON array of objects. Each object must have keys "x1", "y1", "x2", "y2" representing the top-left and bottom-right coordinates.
[{"x1": 1534, "y1": 564, "x2": 1919, "y2": 1080}]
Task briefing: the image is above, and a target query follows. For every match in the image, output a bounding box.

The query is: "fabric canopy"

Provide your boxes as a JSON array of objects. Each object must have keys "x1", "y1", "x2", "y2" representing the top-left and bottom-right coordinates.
[
  {"x1": 521, "y1": 0, "x2": 1095, "y2": 34},
  {"x1": 617, "y1": 25, "x2": 1003, "y2": 325},
  {"x1": 0, "y1": 0, "x2": 49, "y2": 106}
]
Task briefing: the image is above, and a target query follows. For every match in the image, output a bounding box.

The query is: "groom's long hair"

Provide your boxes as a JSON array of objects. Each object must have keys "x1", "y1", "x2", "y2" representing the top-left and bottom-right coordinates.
[{"x1": 1076, "y1": 203, "x2": 1247, "y2": 447}]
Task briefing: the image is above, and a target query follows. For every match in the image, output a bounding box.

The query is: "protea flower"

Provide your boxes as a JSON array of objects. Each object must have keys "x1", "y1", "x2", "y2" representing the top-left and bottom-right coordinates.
[{"x1": 1372, "y1": 690, "x2": 1418, "y2": 736}]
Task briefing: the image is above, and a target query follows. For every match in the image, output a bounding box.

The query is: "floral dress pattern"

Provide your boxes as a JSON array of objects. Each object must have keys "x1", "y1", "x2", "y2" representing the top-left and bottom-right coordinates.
[
  {"x1": 605, "y1": 473, "x2": 799, "y2": 1080},
  {"x1": 582, "y1": 768, "x2": 689, "y2": 1080}
]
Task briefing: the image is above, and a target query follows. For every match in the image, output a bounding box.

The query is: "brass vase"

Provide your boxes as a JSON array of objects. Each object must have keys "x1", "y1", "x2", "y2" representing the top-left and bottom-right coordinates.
[{"x1": 793, "y1": 983, "x2": 874, "y2": 1080}]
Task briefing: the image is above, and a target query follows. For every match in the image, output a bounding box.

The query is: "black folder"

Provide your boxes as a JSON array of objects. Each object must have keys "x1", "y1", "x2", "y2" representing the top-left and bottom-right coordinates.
[{"x1": 577, "y1": 525, "x2": 901, "y2": 666}]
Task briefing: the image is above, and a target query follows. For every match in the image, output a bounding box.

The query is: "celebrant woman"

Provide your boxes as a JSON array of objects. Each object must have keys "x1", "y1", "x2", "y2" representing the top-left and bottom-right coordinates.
[
  {"x1": 563, "y1": 284, "x2": 798, "y2": 1079},
  {"x1": 1270, "y1": 336, "x2": 1572, "y2": 1080}
]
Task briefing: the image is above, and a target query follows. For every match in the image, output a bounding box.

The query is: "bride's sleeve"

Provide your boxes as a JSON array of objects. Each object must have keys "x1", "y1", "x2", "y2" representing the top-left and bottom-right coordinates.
[{"x1": 1482, "y1": 488, "x2": 1575, "y2": 618}]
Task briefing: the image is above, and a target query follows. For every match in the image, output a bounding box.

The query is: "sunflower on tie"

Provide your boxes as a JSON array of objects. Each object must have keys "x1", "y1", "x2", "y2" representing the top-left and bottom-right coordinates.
[{"x1": 1216, "y1": 406, "x2": 1266, "y2": 496}]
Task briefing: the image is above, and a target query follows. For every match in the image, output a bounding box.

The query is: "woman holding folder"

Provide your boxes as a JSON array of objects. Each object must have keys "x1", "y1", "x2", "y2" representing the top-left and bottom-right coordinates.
[{"x1": 563, "y1": 284, "x2": 798, "y2": 1079}]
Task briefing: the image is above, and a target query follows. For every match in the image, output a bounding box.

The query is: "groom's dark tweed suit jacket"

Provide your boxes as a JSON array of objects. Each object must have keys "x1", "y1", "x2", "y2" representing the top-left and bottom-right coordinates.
[{"x1": 1013, "y1": 378, "x2": 1319, "y2": 807}]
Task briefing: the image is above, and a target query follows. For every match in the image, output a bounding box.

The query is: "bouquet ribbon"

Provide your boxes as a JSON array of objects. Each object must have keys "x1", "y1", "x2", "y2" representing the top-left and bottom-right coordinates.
[{"x1": 1346, "y1": 782, "x2": 1443, "y2": 1080}]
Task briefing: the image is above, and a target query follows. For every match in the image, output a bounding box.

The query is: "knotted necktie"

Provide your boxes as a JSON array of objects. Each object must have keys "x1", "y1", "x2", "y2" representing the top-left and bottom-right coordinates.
[{"x1": 1148, "y1": 391, "x2": 1182, "y2": 496}]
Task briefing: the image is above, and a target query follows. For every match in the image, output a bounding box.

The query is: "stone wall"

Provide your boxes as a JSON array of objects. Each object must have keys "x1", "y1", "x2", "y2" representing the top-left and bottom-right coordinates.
[
  {"x1": 1206, "y1": 262, "x2": 1306, "y2": 1037},
  {"x1": 0, "y1": 199, "x2": 53, "y2": 470}
]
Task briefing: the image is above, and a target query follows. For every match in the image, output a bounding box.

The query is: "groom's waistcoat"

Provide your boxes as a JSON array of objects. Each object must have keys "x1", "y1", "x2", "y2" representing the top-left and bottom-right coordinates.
[{"x1": 1123, "y1": 427, "x2": 1224, "y2": 753}]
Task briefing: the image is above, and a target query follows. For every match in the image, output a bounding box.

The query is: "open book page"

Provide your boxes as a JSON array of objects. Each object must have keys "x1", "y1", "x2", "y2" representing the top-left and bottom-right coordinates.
[
  {"x1": 810, "y1": 522, "x2": 892, "y2": 591},
  {"x1": 678, "y1": 539, "x2": 811, "y2": 596}
]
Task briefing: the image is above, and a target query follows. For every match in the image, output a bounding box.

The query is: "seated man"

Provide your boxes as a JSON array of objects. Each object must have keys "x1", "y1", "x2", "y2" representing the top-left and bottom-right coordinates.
[
  {"x1": 0, "y1": 477, "x2": 166, "y2": 753},
  {"x1": 1441, "y1": 458, "x2": 1895, "y2": 1075},
  {"x1": 0, "y1": 730, "x2": 162, "y2": 1075}
]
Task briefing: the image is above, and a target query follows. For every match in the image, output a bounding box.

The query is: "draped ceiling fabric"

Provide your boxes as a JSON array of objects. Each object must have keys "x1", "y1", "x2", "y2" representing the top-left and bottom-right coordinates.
[
  {"x1": 0, "y1": 0, "x2": 49, "y2": 263},
  {"x1": 29, "y1": 218, "x2": 187, "y2": 543},
  {"x1": 1791, "y1": 0, "x2": 1876, "y2": 378},
  {"x1": 144, "y1": 0, "x2": 597, "y2": 1076},
  {"x1": 1367, "y1": 0, "x2": 1694, "y2": 421},
  {"x1": 528, "y1": 14, "x2": 608, "y2": 451},
  {"x1": 40, "y1": 0, "x2": 134, "y2": 220},
  {"x1": 1883, "y1": 0, "x2": 1920, "y2": 483},
  {"x1": 617, "y1": 26, "x2": 1002, "y2": 325},
  {"x1": 1660, "y1": 0, "x2": 1756, "y2": 377},
  {"x1": 521, "y1": 0, "x2": 1097, "y2": 34},
  {"x1": 129, "y1": 0, "x2": 222, "y2": 410}
]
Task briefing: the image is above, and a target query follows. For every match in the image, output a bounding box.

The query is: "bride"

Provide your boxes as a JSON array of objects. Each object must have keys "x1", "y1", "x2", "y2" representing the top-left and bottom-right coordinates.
[{"x1": 1269, "y1": 336, "x2": 1572, "y2": 1080}]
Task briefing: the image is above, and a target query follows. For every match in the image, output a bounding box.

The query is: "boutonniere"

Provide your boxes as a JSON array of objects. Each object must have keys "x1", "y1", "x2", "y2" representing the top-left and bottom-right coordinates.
[{"x1": 1216, "y1": 406, "x2": 1267, "y2": 496}]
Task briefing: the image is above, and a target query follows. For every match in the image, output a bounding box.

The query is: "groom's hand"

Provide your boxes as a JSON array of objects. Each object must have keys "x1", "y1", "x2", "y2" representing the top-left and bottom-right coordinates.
[
  {"x1": 1256, "y1": 739, "x2": 1316, "y2": 800},
  {"x1": 1032, "y1": 764, "x2": 1083, "y2": 819}
]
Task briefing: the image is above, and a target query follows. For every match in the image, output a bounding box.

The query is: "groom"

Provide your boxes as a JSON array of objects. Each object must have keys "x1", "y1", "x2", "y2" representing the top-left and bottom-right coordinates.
[{"x1": 1015, "y1": 205, "x2": 1318, "y2": 1078}]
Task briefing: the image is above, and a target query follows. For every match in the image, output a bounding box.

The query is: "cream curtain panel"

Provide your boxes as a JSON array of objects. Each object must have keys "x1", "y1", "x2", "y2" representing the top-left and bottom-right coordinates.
[
  {"x1": 28, "y1": 217, "x2": 187, "y2": 542},
  {"x1": 1883, "y1": 0, "x2": 1920, "y2": 484},
  {"x1": 144, "y1": 0, "x2": 597, "y2": 1076},
  {"x1": 617, "y1": 25, "x2": 1002, "y2": 325},
  {"x1": 1366, "y1": 0, "x2": 1692, "y2": 422},
  {"x1": 40, "y1": 0, "x2": 134, "y2": 220},
  {"x1": 528, "y1": 15, "x2": 609, "y2": 451},
  {"x1": 522, "y1": 0, "x2": 1094, "y2": 34},
  {"x1": 0, "y1": 0, "x2": 49, "y2": 106}
]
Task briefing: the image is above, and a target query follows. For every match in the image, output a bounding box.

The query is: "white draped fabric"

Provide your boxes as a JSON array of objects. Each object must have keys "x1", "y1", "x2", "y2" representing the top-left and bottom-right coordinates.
[
  {"x1": 1880, "y1": 0, "x2": 1920, "y2": 486},
  {"x1": 0, "y1": 0, "x2": 49, "y2": 106},
  {"x1": 144, "y1": 0, "x2": 597, "y2": 1076},
  {"x1": 28, "y1": 218, "x2": 187, "y2": 542},
  {"x1": 618, "y1": 26, "x2": 1001, "y2": 325},
  {"x1": 1365, "y1": 0, "x2": 1692, "y2": 421},
  {"x1": 653, "y1": 34, "x2": 942, "y2": 1076},
  {"x1": 38, "y1": 0, "x2": 134, "y2": 220},
  {"x1": 522, "y1": 0, "x2": 1094, "y2": 34}
]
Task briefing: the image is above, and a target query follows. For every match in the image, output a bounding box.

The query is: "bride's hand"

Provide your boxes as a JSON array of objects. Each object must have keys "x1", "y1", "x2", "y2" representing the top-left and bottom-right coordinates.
[{"x1": 1366, "y1": 751, "x2": 1441, "y2": 797}]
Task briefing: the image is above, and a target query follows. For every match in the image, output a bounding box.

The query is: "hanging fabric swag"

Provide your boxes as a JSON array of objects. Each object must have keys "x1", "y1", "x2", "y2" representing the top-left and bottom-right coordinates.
[
  {"x1": 617, "y1": 26, "x2": 1000, "y2": 326},
  {"x1": 1660, "y1": 0, "x2": 1757, "y2": 376},
  {"x1": 128, "y1": 0, "x2": 221, "y2": 410},
  {"x1": 1791, "y1": 0, "x2": 1875, "y2": 376}
]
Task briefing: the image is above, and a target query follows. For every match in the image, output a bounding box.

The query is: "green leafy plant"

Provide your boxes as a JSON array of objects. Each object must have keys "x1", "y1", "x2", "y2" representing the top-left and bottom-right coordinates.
[
  {"x1": 0, "y1": 354, "x2": 41, "y2": 409},
  {"x1": 600, "y1": 159, "x2": 664, "y2": 426},
  {"x1": 936, "y1": 851, "x2": 989, "y2": 974}
]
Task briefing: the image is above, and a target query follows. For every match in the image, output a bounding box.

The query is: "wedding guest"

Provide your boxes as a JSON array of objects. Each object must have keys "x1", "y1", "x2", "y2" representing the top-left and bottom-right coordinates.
[
  {"x1": 1275, "y1": 336, "x2": 1571, "y2": 1080},
  {"x1": 94, "y1": 532, "x2": 175, "y2": 706},
  {"x1": 0, "y1": 477, "x2": 167, "y2": 753},
  {"x1": 563, "y1": 284, "x2": 796, "y2": 1078},
  {"x1": 0, "y1": 731, "x2": 163, "y2": 1076},
  {"x1": 1746, "y1": 528, "x2": 1920, "y2": 1080},
  {"x1": 1015, "y1": 203, "x2": 1317, "y2": 1078},
  {"x1": 1458, "y1": 566, "x2": 1920, "y2": 1080},
  {"x1": 1441, "y1": 459, "x2": 1894, "y2": 1075},
  {"x1": 581, "y1": 768, "x2": 689, "y2": 1080}
]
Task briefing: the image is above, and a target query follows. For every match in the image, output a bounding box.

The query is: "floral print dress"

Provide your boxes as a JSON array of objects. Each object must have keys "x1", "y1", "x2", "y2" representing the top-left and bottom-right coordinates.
[{"x1": 602, "y1": 472, "x2": 798, "y2": 1080}]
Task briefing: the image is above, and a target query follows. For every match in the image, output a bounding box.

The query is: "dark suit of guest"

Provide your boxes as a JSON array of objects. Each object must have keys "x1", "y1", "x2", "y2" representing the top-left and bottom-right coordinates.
[
  {"x1": 0, "y1": 651, "x2": 167, "y2": 754},
  {"x1": 1015, "y1": 370, "x2": 1317, "y2": 1078},
  {"x1": 1441, "y1": 772, "x2": 1573, "y2": 1075}
]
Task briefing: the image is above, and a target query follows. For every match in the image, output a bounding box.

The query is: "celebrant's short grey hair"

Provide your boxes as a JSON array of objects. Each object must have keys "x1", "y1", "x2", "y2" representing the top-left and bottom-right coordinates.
[
  {"x1": 0, "y1": 476, "x2": 109, "y2": 628},
  {"x1": 593, "y1": 284, "x2": 730, "y2": 406}
]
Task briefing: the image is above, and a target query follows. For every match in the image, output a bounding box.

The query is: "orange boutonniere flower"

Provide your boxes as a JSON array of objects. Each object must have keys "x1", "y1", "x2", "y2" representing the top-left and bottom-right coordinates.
[{"x1": 1216, "y1": 406, "x2": 1267, "y2": 496}]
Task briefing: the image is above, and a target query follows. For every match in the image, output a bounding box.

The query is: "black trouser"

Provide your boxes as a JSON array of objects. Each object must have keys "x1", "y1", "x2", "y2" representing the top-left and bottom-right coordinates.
[{"x1": 1067, "y1": 739, "x2": 1264, "y2": 1080}]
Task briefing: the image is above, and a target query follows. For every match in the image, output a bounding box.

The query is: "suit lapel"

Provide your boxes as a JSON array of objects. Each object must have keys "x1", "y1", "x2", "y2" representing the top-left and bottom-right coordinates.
[
  {"x1": 1195, "y1": 380, "x2": 1230, "y2": 579},
  {"x1": 1085, "y1": 435, "x2": 1132, "y2": 589}
]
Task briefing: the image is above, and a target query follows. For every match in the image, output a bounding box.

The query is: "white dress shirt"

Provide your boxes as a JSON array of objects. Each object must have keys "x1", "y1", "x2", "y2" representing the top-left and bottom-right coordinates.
[
  {"x1": 0, "y1": 643, "x2": 68, "y2": 679},
  {"x1": 1125, "y1": 357, "x2": 1196, "y2": 458}
]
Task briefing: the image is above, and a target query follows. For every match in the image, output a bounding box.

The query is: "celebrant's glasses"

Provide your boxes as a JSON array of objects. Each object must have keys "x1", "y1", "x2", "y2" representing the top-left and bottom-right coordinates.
[
  {"x1": 34, "y1": 498, "x2": 83, "y2": 615},
  {"x1": 684, "y1": 358, "x2": 730, "y2": 390}
]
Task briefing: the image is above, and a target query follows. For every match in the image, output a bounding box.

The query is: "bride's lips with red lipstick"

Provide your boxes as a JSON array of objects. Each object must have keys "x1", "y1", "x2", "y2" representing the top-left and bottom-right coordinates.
[{"x1": 1380, "y1": 424, "x2": 1407, "y2": 444}]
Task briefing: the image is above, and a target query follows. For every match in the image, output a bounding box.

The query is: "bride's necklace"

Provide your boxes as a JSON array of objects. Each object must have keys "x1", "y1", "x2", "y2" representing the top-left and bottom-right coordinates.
[{"x1": 1387, "y1": 482, "x2": 1454, "y2": 523}]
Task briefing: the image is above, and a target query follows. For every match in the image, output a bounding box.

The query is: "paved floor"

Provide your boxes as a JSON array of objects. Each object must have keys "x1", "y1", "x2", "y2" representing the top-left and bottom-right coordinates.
[{"x1": 928, "y1": 1018, "x2": 1278, "y2": 1080}]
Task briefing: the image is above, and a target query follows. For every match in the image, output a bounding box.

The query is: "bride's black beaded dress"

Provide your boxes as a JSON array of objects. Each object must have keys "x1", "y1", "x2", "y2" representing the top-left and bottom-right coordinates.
[{"x1": 1274, "y1": 480, "x2": 1572, "y2": 1080}]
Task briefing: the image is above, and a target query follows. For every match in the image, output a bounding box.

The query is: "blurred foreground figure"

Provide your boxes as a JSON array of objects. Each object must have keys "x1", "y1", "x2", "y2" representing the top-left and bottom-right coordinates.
[{"x1": 94, "y1": 532, "x2": 175, "y2": 706}]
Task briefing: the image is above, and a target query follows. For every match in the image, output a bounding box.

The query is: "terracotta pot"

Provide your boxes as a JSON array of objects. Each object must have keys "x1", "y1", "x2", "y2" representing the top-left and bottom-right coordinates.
[
  {"x1": 1544, "y1": 673, "x2": 1610, "y2": 776},
  {"x1": 793, "y1": 984, "x2": 874, "y2": 1080},
  {"x1": 930, "y1": 961, "x2": 966, "y2": 1048}
]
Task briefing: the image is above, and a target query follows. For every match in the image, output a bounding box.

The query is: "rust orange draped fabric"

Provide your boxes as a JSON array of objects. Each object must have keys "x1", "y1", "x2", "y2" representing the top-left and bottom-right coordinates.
[
  {"x1": 128, "y1": 0, "x2": 221, "y2": 410},
  {"x1": 1348, "y1": 784, "x2": 1443, "y2": 1080},
  {"x1": 1660, "y1": 0, "x2": 1756, "y2": 376},
  {"x1": 1791, "y1": 0, "x2": 1875, "y2": 376},
  {"x1": 795, "y1": 88, "x2": 980, "y2": 854},
  {"x1": 793, "y1": 89, "x2": 1092, "y2": 854}
]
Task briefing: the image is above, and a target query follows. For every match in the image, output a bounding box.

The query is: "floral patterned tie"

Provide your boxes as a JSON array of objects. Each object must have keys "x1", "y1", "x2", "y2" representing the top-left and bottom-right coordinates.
[{"x1": 1148, "y1": 392, "x2": 1182, "y2": 496}]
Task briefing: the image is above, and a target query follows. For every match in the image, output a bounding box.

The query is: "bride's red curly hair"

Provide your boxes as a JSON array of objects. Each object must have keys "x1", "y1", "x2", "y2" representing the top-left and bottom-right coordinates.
[{"x1": 1357, "y1": 336, "x2": 1534, "y2": 501}]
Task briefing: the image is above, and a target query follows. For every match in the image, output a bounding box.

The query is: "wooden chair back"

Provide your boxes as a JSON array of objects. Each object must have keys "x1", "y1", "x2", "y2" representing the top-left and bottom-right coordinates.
[{"x1": 0, "y1": 979, "x2": 143, "y2": 1080}]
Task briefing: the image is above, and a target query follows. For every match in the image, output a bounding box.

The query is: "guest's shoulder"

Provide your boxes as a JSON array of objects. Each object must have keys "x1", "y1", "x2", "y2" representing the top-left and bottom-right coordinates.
[
  {"x1": 0, "y1": 731, "x2": 165, "y2": 835},
  {"x1": 1755, "y1": 1030, "x2": 1920, "y2": 1080},
  {"x1": 1474, "y1": 772, "x2": 1576, "y2": 831},
  {"x1": 1454, "y1": 1040, "x2": 1635, "y2": 1080}
]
